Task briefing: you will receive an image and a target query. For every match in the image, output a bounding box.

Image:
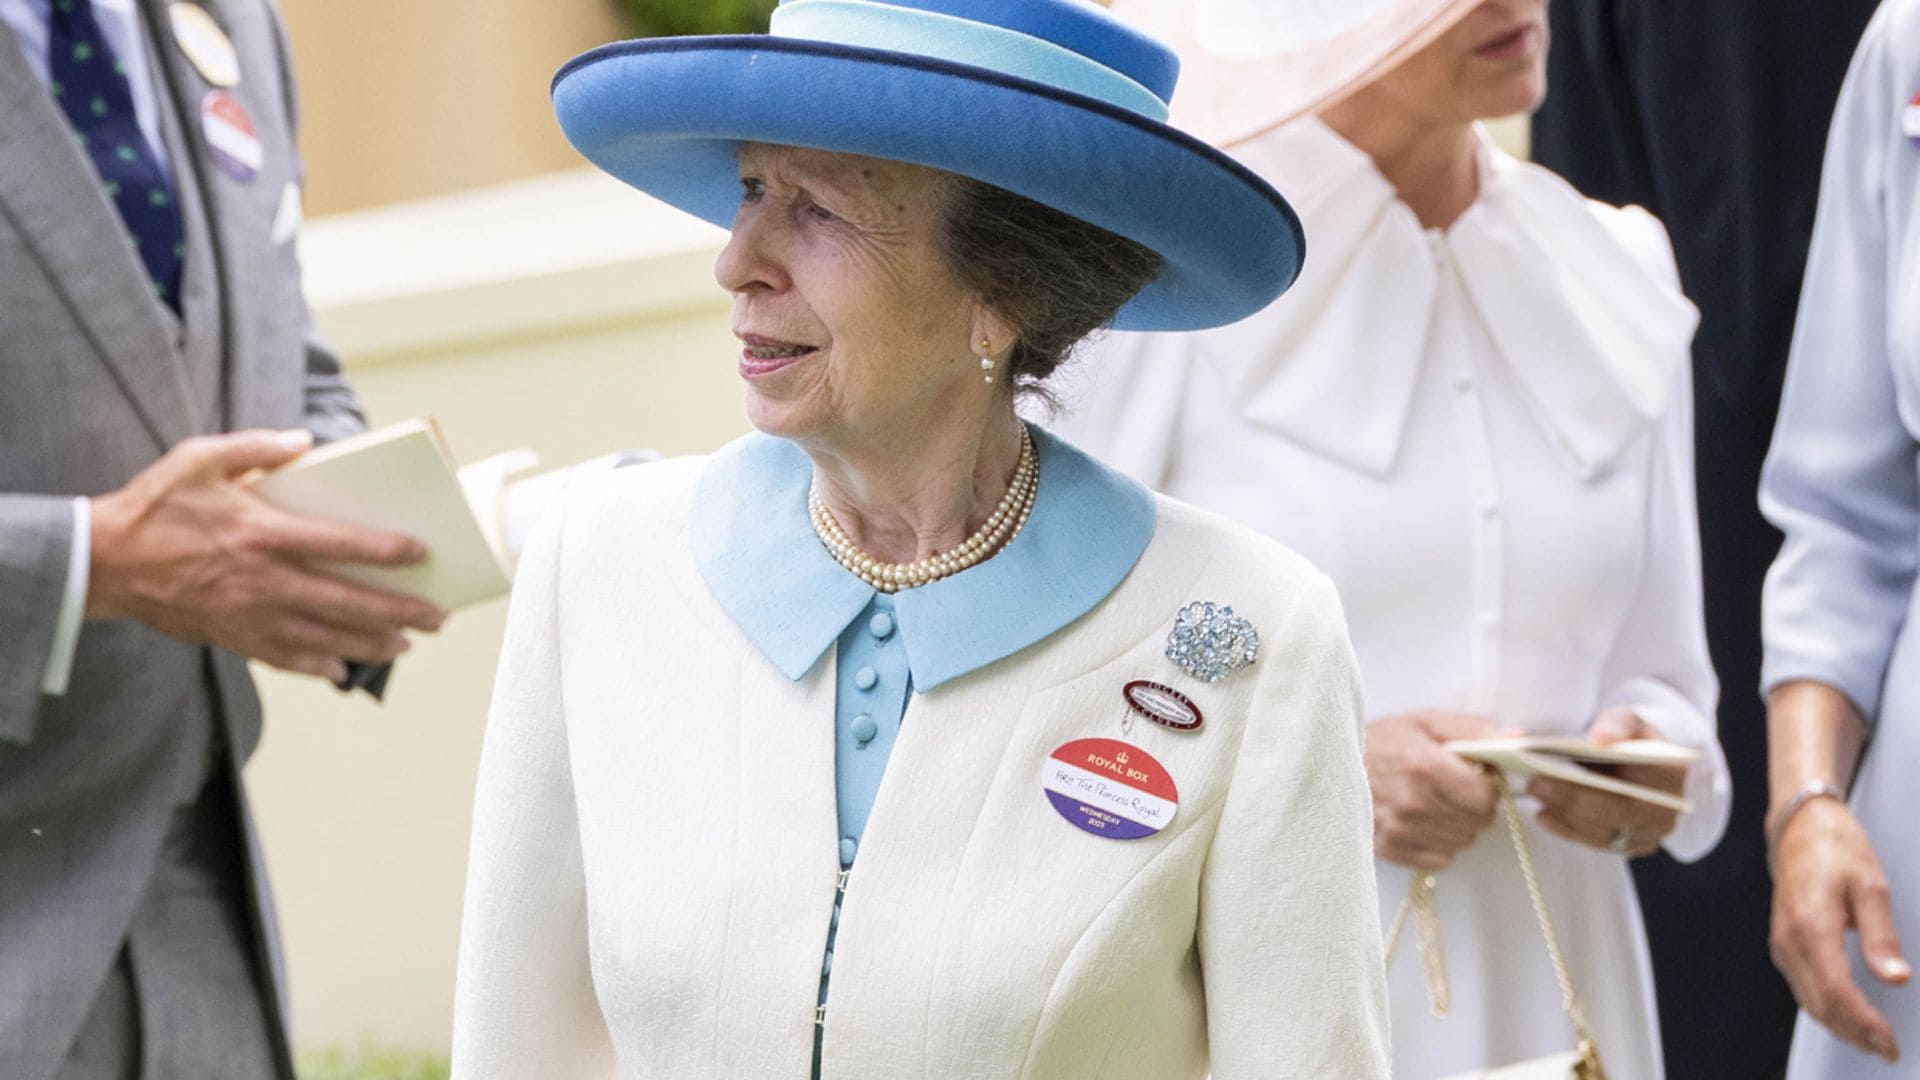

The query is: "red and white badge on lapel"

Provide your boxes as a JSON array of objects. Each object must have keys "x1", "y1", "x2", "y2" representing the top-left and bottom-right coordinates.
[
  {"x1": 1041, "y1": 737, "x2": 1178, "y2": 841},
  {"x1": 1905, "y1": 88, "x2": 1920, "y2": 143},
  {"x1": 200, "y1": 91, "x2": 261, "y2": 182},
  {"x1": 1122, "y1": 680, "x2": 1203, "y2": 733}
]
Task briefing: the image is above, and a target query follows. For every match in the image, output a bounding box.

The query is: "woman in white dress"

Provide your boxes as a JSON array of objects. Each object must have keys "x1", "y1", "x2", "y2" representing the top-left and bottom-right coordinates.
[
  {"x1": 1761, "y1": 0, "x2": 1920, "y2": 1073},
  {"x1": 1058, "y1": 1, "x2": 1731, "y2": 1076}
]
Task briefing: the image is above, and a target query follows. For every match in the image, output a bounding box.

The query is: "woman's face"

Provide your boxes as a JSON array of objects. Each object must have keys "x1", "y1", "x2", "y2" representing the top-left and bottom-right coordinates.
[
  {"x1": 1364, "y1": 0, "x2": 1549, "y2": 124},
  {"x1": 715, "y1": 144, "x2": 997, "y2": 451}
]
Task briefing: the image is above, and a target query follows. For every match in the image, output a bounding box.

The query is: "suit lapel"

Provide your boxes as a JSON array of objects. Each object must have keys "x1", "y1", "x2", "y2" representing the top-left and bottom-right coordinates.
[
  {"x1": 138, "y1": 0, "x2": 260, "y2": 434},
  {"x1": 0, "y1": 20, "x2": 202, "y2": 451}
]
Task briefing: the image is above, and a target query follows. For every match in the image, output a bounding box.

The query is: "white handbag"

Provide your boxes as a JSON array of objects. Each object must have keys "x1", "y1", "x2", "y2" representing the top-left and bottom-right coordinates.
[{"x1": 1387, "y1": 776, "x2": 1607, "y2": 1080}]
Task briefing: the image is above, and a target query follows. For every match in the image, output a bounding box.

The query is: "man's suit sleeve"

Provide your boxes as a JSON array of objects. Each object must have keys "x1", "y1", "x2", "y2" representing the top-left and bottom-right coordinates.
[{"x1": 0, "y1": 494, "x2": 79, "y2": 746}]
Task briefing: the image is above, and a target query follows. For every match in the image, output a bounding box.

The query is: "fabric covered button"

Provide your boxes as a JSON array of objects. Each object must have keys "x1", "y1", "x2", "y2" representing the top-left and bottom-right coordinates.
[
  {"x1": 853, "y1": 666, "x2": 878, "y2": 691},
  {"x1": 840, "y1": 836, "x2": 858, "y2": 865},
  {"x1": 851, "y1": 714, "x2": 878, "y2": 744},
  {"x1": 868, "y1": 611, "x2": 895, "y2": 639},
  {"x1": 1452, "y1": 371, "x2": 1475, "y2": 392}
]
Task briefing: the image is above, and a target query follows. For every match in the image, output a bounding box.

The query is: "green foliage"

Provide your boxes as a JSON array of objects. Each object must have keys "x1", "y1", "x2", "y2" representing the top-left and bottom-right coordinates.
[
  {"x1": 613, "y1": 0, "x2": 778, "y2": 37},
  {"x1": 297, "y1": 1044, "x2": 449, "y2": 1080}
]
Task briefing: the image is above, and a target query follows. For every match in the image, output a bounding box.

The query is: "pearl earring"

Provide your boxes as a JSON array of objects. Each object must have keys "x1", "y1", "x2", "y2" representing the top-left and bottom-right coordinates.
[{"x1": 979, "y1": 337, "x2": 996, "y2": 385}]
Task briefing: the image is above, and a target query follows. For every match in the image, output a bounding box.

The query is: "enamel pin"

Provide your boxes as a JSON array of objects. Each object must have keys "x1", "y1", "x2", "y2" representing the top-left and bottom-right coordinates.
[
  {"x1": 170, "y1": 3, "x2": 241, "y2": 88},
  {"x1": 1122, "y1": 680, "x2": 1203, "y2": 733},
  {"x1": 1041, "y1": 737, "x2": 1178, "y2": 840},
  {"x1": 1906, "y1": 88, "x2": 1920, "y2": 142},
  {"x1": 200, "y1": 91, "x2": 261, "y2": 182},
  {"x1": 1164, "y1": 601, "x2": 1259, "y2": 684}
]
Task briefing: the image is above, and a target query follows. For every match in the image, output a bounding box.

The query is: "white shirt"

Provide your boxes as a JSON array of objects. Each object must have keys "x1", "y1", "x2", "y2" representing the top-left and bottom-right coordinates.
[
  {"x1": 1050, "y1": 117, "x2": 1730, "y2": 1079},
  {"x1": 0, "y1": 0, "x2": 171, "y2": 694}
]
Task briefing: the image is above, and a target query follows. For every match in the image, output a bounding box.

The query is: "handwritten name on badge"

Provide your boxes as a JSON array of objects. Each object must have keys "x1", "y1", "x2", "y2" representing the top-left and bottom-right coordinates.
[{"x1": 1041, "y1": 737, "x2": 1178, "y2": 840}]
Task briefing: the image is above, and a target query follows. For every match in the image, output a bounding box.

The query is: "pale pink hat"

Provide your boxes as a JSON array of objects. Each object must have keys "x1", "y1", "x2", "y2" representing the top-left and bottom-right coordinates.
[{"x1": 1110, "y1": 0, "x2": 1486, "y2": 147}]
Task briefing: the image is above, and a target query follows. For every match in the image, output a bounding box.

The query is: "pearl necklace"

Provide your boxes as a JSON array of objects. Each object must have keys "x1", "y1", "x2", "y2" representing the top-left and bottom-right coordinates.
[{"x1": 809, "y1": 427, "x2": 1038, "y2": 594}]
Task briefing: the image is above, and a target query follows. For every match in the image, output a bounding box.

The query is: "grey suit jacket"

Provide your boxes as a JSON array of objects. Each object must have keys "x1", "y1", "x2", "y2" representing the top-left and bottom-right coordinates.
[{"x1": 0, "y1": 3, "x2": 360, "y2": 1076}]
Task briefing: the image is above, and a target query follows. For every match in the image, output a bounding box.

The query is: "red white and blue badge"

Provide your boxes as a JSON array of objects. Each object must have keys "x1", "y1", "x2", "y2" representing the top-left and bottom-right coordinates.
[
  {"x1": 1041, "y1": 737, "x2": 1178, "y2": 841},
  {"x1": 200, "y1": 91, "x2": 261, "y2": 182},
  {"x1": 1905, "y1": 89, "x2": 1920, "y2": 143}
]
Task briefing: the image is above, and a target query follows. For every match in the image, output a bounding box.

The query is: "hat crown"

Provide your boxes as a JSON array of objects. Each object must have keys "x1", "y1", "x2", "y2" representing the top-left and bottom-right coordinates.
[{"x1": 774, "y1": 0, "x2": 1180, "y2": 107}]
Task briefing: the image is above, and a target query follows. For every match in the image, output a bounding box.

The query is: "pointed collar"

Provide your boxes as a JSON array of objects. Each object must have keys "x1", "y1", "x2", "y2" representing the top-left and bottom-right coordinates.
[
  {"x1": 690, "y1": 425, "x2": 1156, "y2": 690},
  {"x1": 1195, "y1": 117, "x2": 1698, "y2": 481}
]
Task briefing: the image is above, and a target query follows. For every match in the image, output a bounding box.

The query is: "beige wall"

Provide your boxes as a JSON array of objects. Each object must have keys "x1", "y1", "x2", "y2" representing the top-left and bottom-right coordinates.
[{"x1": 279, "y1": 0, "x2": 628, "y2": 216}]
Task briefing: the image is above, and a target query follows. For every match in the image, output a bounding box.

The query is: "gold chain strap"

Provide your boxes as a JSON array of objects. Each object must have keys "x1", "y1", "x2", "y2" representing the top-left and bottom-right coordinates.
[
  {"x1": 1492, "y1": 774, "x2": 1608, "y2": 1079},
  {"x1": 1385, "y1": 774, "x2": 1609, "y2": 1079},
  {"x1": 1384, "y1": 871, "x2": 1452, "y2": 1018}
]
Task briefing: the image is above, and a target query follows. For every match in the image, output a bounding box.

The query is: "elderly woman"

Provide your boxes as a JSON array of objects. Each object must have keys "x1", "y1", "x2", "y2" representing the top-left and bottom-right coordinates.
[
  {"x1": 448, "y1": 2, "x2": 1390, "y2": 1077},
  {"x1": 1761, "y1": 0, "x2": 1920, "y2": 1074},
  {"x1": 1056, "y1": 1, "x2": 1730, "y2": 1077}
]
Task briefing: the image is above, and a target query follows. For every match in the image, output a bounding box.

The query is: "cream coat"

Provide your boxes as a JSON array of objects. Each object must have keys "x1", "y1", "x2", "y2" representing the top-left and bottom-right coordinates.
[{"x1": 452, "y1": 452, "x2": 1392, "y2": 1079}]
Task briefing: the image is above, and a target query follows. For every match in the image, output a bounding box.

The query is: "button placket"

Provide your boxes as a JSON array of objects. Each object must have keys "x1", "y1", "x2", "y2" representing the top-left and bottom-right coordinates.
[{"x1": 1439, "y1": 253, "x2": 1506, "y2": 713}]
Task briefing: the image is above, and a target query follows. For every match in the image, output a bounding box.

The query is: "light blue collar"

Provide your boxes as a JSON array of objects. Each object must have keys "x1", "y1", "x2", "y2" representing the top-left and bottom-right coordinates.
[{"x1": 690, "y1": 425, "x2": 1155, "y2": 690}]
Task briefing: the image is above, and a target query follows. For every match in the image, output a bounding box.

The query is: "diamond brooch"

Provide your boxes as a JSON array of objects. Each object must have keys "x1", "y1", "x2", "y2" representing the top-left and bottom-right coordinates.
[{"x1": 1164, "y1": 601, "x2": 1260, "y2": 683}]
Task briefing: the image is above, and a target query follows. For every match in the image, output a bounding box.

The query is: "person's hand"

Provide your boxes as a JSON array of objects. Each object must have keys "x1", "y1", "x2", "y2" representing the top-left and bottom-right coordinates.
[
  {"x1": 1365, "y1": 710, "x2": 1506, "y2": 870},
  {"x1": 1771, "y1": 796, "x2": 1909, "y2": 1063},
  {"x1": 1527, "y1": 707, "x2": 1684, "y2": 857},
  {"x1": 86, "y1": 429, "x2": 447, "y2": 683}
]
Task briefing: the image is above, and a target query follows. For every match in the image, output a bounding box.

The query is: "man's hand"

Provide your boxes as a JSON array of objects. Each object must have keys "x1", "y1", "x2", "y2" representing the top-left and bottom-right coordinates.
[
  {"x1": 86, "y1": 429, "x2": 447, "y2": 683},
  {"x1": 1365, "y1": 710, "x2": 1506, "y2": 870},
  {"x1": 1771, "y1": 796, "x2": 1909, "y2": 1062},
  {"x1": 1528, "y1": 707, "x2": 1685, "y2": 857}
]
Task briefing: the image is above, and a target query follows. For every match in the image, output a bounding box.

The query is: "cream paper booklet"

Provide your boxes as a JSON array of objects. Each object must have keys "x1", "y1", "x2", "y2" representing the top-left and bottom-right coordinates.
[
  {"x1": 247, "y1": 418, "x2": 512, "y2": 610},
  {"x1": 1445, "y1": 736, "x2": 1700, "y2": 813}
]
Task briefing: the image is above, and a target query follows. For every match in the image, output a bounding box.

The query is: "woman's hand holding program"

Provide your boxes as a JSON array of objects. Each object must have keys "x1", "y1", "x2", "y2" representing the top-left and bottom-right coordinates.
[
  {"x1": 1364, "y1": 710, "x2": 1506, "y2": 870},
  {"x1": 1527, "y1": 707, "x2": 1684, "y2": 857}
]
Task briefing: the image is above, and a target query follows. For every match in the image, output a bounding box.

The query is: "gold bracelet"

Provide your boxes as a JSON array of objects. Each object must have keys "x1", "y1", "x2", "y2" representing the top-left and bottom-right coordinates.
[{"x1": 1765, "y1": 780, "x2": 1848, "y2": 878}]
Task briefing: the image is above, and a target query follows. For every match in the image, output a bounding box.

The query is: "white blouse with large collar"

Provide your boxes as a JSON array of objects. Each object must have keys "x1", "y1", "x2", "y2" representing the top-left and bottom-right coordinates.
[
  {"x1": 1052, "y1": 117, "x2": 1731, "y2": 1080},
  {"x1": 451, "y1": 432, "x2": 1391, "y2": 1078}
]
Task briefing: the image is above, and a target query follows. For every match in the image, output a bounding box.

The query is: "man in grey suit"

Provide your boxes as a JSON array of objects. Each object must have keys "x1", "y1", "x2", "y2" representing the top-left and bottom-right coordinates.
[{"x1": 0, "y1": 1, "x2": 446, "y2": 1076}]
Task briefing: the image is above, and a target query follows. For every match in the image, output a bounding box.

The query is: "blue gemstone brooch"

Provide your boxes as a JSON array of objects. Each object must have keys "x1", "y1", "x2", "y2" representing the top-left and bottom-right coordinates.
[{"x1": 1165, "y1": 601, "x2": 1260, "y2": 684}]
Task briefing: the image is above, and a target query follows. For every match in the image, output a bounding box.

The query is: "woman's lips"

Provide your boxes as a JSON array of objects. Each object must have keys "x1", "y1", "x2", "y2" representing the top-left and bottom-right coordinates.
[
  {"x1": 736, "y1": 335, "x2": 819, "y2": 379},
  {"x1": 1475, "y1": 23, "x2": 1540, "y2": 61}
]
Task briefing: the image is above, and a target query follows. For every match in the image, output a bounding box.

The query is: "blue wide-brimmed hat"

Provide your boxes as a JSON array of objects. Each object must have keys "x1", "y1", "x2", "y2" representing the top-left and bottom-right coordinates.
[{"x1": 551, "y1": 0, "x2": 1305, "y2": 331}]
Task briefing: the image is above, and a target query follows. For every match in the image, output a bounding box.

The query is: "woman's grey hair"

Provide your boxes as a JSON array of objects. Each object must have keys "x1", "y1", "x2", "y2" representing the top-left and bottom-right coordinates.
[{"x1": 936, "y1": 175, "x2": 1164, "y2": 403}]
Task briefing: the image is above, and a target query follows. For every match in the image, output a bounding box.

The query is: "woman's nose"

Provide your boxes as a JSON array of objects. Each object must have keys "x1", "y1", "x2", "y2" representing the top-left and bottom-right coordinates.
[{"x1": 715, "y1": 207, "x2": 786, "y2": 295}]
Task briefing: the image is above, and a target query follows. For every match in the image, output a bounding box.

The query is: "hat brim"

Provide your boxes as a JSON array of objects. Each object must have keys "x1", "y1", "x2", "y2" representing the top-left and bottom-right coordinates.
[
  {"x1": 1114, "y1": 0, "x2": 1485, "y2": 147},
  {"x1": 552, "y1": 37, "x2": 1305, "y2": 332}
]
